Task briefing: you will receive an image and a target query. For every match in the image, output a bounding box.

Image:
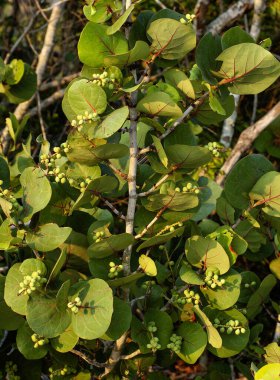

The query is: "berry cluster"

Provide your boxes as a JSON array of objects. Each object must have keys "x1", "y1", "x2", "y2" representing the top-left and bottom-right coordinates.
[
  {"x1": 213, "y1": 318, "x2": 246, "y2": 335},
  {"x1": 4, "y1": 362, "x2": 20, "y2": 380},
  {"x1": 141, "y1": 280, "x2": 156, "y2": 289},
  {"x1": 67, "y1": 297, "x2": 82, "y2": 314},
  {"x1": 18, "y1": 270, "x2": 47, "y2": 296},
  {"x1": 204, "y1": 269, "x2": 225, "y2": 289},
  {"x1": 31, "y1": 333, "x2": 49, "y2": 348},
  {"x1": 92, "y1": 71, "x2": 116, "y2": 90},
  {"x1": 49, "y1": 365, "x2": 76, "y2": 379},
  {"x1": 108, "y1": 262, "x2": 123, "y2": 279},
  {"x1": 179, "y1": 14, "x2": 195, "y2": 24},
  {"x1": 244, "y1": 281, "x2": 257, "y2": 288},
  {"x1": 167, "y1": 334, "x2": 182, "y2": 353},
  {"x1": 71, "y1": 110, "x2": 100, "y2": 131},
  {"x1": 175, "y1": 182, "x2": 200, "y2": 194},
  {"x1": 146, "y1": 321, "x2": 161, "y2": 352},
  {"x1": 205, "y1": 142, "x2": 221, "y2": 158},
  {"x1": 184, "y1": 290, "x2": 201, "y2": 305},
  {"x1": 93, "y1": 230, "x2": 105, "y2": 243}
]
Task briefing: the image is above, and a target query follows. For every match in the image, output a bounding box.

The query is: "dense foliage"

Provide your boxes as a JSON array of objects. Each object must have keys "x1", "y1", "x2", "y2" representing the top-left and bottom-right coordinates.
[{"x1": 0, "y1": 1, "x2": 280, "y2": 379}]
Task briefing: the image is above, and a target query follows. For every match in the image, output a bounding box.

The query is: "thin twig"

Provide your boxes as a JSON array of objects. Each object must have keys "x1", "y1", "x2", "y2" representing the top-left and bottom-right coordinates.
[
  {"x1": 138, "y1": 173, "x2": 171, "y2": 197},
  {"x1": 70, "y1": 349, "x2": 107, "y2": 368},
  {"x1": 36, "y1": 92, "x2": 47, "y2": 140},
  {"x1": 100, "y1": 197, "x2": 126, "y2": 221}
]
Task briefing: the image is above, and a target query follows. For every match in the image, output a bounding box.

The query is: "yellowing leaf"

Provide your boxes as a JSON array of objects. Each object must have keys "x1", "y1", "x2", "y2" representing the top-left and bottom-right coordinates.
[{"x1": 139, "y1": 255, "x2": 157, "y2": 276}]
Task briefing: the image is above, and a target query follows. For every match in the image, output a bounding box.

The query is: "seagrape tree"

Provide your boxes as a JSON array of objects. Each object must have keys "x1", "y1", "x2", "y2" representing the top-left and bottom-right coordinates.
[{"x1": 0, "y1": 2, "x2": 280, "y2": 380}]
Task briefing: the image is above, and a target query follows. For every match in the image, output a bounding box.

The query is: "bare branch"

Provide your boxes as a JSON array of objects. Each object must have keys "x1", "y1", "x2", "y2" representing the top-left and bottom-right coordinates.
[
  {"x1": 207, "y1": 0, "x2": 254, "y2": 35},
  {"x1": 216, "y1": 101, "x2": 280, "y2": 185},
  {"x1": 120, "y1": 349, "x2": 141, "y2": 360},
  {"x1": 1, "y1": 0, "x2": 66, "y2": 154}
]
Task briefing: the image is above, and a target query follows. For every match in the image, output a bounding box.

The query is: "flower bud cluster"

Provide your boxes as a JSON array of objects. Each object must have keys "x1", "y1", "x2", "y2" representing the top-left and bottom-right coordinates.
[
  {"x1": 213, "y1": 318, "x2": 246, "y2": 335},
  {"x1": 184, "y1": 289, "x2": 201, "y2": 305},
  {"x1": 92, "y1": 71, "x2": 116, "y2": 90},
  {"x1": 18, "y1": 270, "x2": 47, "y2": 295},
  {"x1": 175, "y1": 182, "x2": 200, "y2": 194},
  {"x1": 31, "y1": 333, "x2": 49, "y2": 348},
  {"x1": 108, "y1": 262, "x2": 123, "y2": 279},
  {"x1": 146, "y1": 321, "x2": 161, "y2": 351},
  {"x1": 67, "y1": 297, "x2": 82, "y2": 314},
  {"x1": 204, "y1": 269, "x2": 225, "y2": 289},
  {"x1": 71, "y1": 110, "x2": 100, "y2": 131},
  {"x1": 167, "y1": 334, "x2": 182, "y2": 353},
  {"x1": 5, "y1": 362, "x2": 20, "y2": 380},
  {"x1": 205, "y1": 142, "x2": 221, "y2": 157}
]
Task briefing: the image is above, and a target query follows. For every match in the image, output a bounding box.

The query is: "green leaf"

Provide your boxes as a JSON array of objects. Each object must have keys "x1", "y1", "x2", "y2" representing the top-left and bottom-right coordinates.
[
  {"x1": 0, "y1": 219, "x2": 13, "y2": 250},
  {"x1": 88, "y1": 233, "x2": 134, "y2": 258},
  {"x1": 90, "y1": 106, "x2": 129, "y2": 138},
  {"x1": 201, "y1": 269, "x2": 241, "y2": 310},
  {"x1": 107, "y1": 4, "x2": 134, "y2": 35},
  {"x1": 224, "y1": 154, "x2": 274, "y2": 209},
  {"x1": 195, "y1": 91, "x2": 235, "y2": 125},
  {"x1": 180, "y1": 263, "x2": 204, "y2": 285},
  {"x1": 104, "y1": 41, "x2": 150, "y2": 66},
  {"x1": 102, "y1": 297, "x2": 132, "y2": 340},
  {"x1": 16, "y1": 322, "x2": 48, "y2": 360},
  {"x1": 19, "y1": 258, "x2": 47, "y2": 276},
  {"x1": 94, "y1": 143, "x2": 129, "y2": 159},
  {"x1": 221, "y1": 26, "x2": 254, "y2": 50},
  {"x1": 4, "y1": 263, "x2": 28, "y2": 315},
  {"x1": 216, "y1": 196, "x2": 235, "y2": 225},
  {"x1": 215, "y1": 43, "x2": 280, "y2": 94},
  {"x1": 205, "y1": 307, "x2": 250, "y2": 358},
  {"x1": 165, "y1": 145, "x2": 212, "y2": 170},
  {"x1": 247, "y1": 274, "x2": 277, "y2": 319},
  {"x1": 193, "y1": 306, "x2": 222, "y2": 348},
  {"x1": 145, "y1": 192, "x2": 199, "y2": 212},
  {"x1": 238, "y1": 271, "x2": 261, "y2": 303},
  {"x1": 164, "y1": 68, "x2": 195, "y2": 99},
  {"x1": 209, "y1": 92, "x2": 226, "y2": 115},
  {"x1": 5, "y1": 59, "x2": 25, "y2": 85},
  {"x1": 51, "y1": 324, "x2": 79, "y2": 353},
  {"x1": 147, "y1": 18, "x2": 195, "y2": 60},
  {"x1": 20, "y1": 167, "x2": 52, "y2": 220},
  {"x1": 249, "y1": 171, "x2": 280, "y2": 217},
  {"x1": 0, "y1": 276, "x2": 24, "y2": 330},
  {"x1": 0, "y1": 155, "x2": 10, "y2": 189},
  {"x1": 137, "y1": 91, "x2": 182, "y2": 118},
  {"x1": 195, "y1": 33, "x2": 222, "y2": 84},
  {"x1": 152, "y1": 135, "x2": 168, "y2": 168},
  {"x1": 78, "y1": 22, "x2": 128, "y2": 67},
  {"x1": 255, "y1": 364, "x2": 280, "y2": 380},
  {"x1": 5, "y1": 63, "x2": 37, "y2": 103},
  {"x1": 46, "y1": 248, "x2": 67, "y2": 286},
  {"x1": 185, "y1": 236, "x2": 230, "y2": 274},
  {"x1": 137, "y1": 226, "x2": 185, "y2": 251},
  {"x1": 107, "y1": 272, "x2": 144, "y2": 287},
  {"x1": 70, "y1": 278, "x2": 113, "y2": 339},
  {"x1": 26, "y1": 224, "x2": 72, "y2": 252},
  {"x1": 26, "y1": 281, "x2": 71, "y2": 338},
  {"x1": 177, "y1": 322, "x2": 207, "y2": 364},
  {"x1": 139, "y1": 255, "x2": 157, "y2": 276},
  {"x1": 67, "y1": 79, "x2": 107, "y2": 116}
]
